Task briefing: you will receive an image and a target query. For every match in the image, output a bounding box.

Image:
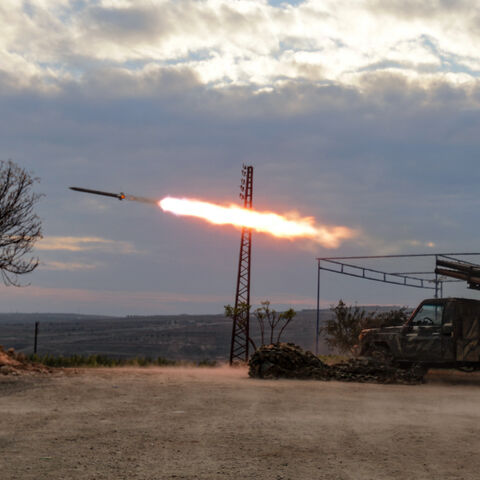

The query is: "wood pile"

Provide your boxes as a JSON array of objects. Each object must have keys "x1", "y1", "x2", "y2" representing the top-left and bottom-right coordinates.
[{"x1": 248, "y1": 343, "x2": 426, "y2": 384}]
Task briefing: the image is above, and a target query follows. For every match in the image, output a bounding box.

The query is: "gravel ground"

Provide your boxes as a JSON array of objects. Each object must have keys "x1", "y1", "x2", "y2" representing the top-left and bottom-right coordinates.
[{"x1": 1, "y1": 366, "x2": 480, "y2": 479}]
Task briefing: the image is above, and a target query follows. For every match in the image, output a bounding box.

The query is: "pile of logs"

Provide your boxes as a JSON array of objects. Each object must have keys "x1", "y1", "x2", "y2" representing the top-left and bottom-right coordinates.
[{"x1": 248, "y1": 343, "x2": 426, "y2": 384}]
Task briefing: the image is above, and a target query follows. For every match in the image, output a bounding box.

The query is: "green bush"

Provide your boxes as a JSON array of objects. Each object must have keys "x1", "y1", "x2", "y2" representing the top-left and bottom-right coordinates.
[
  {"x1": 27, "y1": 353, "x2": 221, "y2": 368},
  {"x1": 198, "y1": 359, "x2": 217, "y2": 367},
  {"x1": 321, "y1": 300, "x2": 410, "y2": 354},
  {"x1": 157, "y1": 356, "x2": 176, "y2": 366},
  {"x1": 27, "y1": 353, "x2": 178, "y2": 367}
]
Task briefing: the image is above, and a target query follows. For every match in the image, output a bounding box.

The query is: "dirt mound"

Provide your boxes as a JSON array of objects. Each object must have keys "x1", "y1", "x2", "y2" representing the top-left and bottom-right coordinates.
[
  {"x1": 248, "y1": 343, "x2": 425, "y2": 384},
  {"x1": 0, "y1": 346, "x2": 51, "y2": 376}
]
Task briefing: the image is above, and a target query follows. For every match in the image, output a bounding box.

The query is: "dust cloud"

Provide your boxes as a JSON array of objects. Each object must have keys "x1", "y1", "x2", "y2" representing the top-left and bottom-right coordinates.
[{"x1": 1, "y1": 366, "x2": 480, "y2": 479}]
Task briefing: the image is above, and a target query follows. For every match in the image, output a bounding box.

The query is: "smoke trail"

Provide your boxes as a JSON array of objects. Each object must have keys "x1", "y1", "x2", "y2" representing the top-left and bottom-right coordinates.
[{"x1": 124, "y1": 194, "x2": 158, "y2": 205}]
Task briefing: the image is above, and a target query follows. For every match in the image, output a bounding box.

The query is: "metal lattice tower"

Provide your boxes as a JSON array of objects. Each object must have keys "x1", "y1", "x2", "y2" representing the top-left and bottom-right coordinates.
[{"x1": 229, "y1": 165, "x2": 254, "y2": 364}]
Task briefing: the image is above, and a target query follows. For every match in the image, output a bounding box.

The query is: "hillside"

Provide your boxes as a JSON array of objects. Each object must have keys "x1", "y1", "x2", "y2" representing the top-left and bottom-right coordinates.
[
  {"x1": 0, "y1": 310, "x2": 331, "y2": 361},
  {"x1": 0, "y1": 306, "x2": 403, "y2": 361}
]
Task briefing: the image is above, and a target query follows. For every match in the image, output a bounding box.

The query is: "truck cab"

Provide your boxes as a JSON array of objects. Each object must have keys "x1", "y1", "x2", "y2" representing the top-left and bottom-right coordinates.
[{"x1": 357, "y1": 298, "x2": 480, "y2": 370}]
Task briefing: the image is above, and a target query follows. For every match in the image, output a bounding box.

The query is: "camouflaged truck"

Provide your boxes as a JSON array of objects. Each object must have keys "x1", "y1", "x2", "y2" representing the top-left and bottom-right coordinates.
[{"x1": 356, "y1": 298, "x2": 480, "y2": 371}]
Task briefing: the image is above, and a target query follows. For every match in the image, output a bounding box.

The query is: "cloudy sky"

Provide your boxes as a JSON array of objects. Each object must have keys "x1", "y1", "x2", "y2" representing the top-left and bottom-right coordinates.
[{"x1": 1, "y1": 0, "x2": 480, "y2": 315}]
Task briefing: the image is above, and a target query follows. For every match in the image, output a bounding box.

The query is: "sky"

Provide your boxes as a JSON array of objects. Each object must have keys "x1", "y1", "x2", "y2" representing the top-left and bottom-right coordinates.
[{"x1": 1, "y1": 0, "x2": 480, "y2": 315}]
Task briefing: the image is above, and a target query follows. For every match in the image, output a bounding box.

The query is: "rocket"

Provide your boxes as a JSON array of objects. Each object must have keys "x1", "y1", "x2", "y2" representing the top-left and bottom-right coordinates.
[
  {"x1": 70, "y1": 187, "x2": 126, "y2": 200},
  {"x1": 69, "y1": 187, "x2": 158, "y2": 205}
]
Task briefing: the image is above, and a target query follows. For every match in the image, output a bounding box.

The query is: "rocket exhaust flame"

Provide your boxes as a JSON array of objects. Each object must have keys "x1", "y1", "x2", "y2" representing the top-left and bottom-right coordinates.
[{"x1": 159, "y1": 197, "x2": 354, "y2": 248}]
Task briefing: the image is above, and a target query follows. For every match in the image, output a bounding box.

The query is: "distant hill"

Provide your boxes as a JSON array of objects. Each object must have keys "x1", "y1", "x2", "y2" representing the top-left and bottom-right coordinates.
[{"x1": 0, "y1": 306, "x2": 407, "y2": 361}]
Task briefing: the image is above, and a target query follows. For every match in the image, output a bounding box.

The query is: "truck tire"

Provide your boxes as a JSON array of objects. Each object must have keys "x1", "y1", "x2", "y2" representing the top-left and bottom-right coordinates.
[
  {"x1": 366, "y1": 345, "x2": 393, "y2": 365},
  {"x1": 457, "y1": 365, "x2": 476, "y2": 373},
  {"x1": 410, "y1": 363, "x2": 429, "y2": 377}
]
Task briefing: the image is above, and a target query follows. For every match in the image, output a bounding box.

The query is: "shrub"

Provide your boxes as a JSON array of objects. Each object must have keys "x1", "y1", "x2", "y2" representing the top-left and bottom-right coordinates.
[
  {"x1": 321, "y1": 300, "x2": 410, "y2": 354},
  {"x1": 27, "y1": 353, "x2": 178, "y2": 367}
]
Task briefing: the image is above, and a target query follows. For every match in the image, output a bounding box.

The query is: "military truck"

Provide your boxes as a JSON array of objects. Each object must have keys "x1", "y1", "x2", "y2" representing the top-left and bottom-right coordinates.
[{"x1": 356, "y1": 297, "x2": 480, "y2": 371}]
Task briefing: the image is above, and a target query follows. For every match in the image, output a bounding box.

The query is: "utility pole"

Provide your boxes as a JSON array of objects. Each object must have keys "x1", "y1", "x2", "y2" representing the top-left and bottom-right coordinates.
[
  {"x1": 229, "y1": 165, "x2": 254, "y2": 364},
  {"x1": 34, "y1": 321, "x2": 39, "y2": 354}
]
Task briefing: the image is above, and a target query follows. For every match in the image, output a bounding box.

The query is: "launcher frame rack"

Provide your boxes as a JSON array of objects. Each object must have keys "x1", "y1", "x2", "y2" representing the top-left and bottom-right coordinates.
[{"x1": 314, "y1": 252, "x2": 480, "y2": 355}]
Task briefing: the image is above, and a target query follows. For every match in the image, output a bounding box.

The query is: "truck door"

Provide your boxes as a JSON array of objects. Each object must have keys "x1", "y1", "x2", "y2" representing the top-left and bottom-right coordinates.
[
  {"x1": 456, "y1": 303, "x2": 480, "y2": 362},
  {"x1": 402, "y1": 303, "x2": 443, "y2": 362}
]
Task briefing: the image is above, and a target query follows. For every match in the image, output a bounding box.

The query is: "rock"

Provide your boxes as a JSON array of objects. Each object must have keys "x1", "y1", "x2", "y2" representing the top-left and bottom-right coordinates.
[{"x1": 0, "y1": 345, "x2": 51, "y2": 376}]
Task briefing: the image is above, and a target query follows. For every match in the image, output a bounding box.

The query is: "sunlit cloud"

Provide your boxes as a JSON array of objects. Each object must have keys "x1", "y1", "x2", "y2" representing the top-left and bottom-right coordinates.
[
  {"x1": 0, "y1": 285, "x2": 232, "y2": 314},
  {"x1": 1, "y1": 0, "x2": 480, "y2": 92},
  {"x1": 0, "y1": 284, "x2": 318, "y2": 314},
  {"x1": 353, "y1": 232, "x2": 438, "y2": 256},
  {"x1": 37, "y1": 236, "x2": 140, "y2": 254},
  {"x1": 408, "y1": 240, "x2": 436, "y2": 249},
  {"x1": 253, "y1": 294, "x2": 316, "y2": 309},
  {"x1": 41, "y1": 261, "x2": 99, "y2": 271}
]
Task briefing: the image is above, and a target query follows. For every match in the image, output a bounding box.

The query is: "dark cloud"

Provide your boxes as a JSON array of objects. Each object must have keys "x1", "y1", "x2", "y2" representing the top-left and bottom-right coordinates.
[
  {"x1": 1, "y1": 68, "x2": 480, "y2": 313},
  {"x1": 84, "y1": 5, "x2": 168, "y2": 43},
  {"x1": 89, "y1": 6, "x2": 159, "y2": 33},
  {"x1": 2, "y1": 1, "x2": 480, "y2": 313},
  {"x1": 79, "y1": 1, "x2": 273, "y2": 53},
  {"x1": 77, "y1": 65, "x2": 201, "y2": 98}
]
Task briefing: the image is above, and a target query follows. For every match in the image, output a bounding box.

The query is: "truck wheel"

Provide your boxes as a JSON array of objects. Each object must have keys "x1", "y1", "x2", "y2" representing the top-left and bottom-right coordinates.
[
  {"x1": 410, "y1": 363, "x2": 429, "y2": 377},
  {"x1": 366, "y1": 345, "x2": 393, "y2": 365},
  {"x1": 457, "y1": 365, "x2": 475, "y2": 373}
]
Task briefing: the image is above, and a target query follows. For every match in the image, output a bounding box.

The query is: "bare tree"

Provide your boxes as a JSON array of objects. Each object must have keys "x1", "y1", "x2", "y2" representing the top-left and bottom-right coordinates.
[
  {"x1": 253, "y1": 300, "x2": 296, "y2": 345},
  {"x1": 0, "y1": 160, "x2": 42, "y2": 285},
  {"x1": 225, "y1": 300, "x2": 297, "y2": 351}
]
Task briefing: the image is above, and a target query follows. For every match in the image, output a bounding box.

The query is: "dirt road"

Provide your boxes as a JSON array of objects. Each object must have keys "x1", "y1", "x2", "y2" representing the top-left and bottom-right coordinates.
[{"x1": 1, "y1": 367, "x2": 480, "y2": 479}]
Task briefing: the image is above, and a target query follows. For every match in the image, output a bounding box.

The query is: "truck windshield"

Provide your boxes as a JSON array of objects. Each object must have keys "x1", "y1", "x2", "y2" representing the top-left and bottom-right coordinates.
[{"x1": 411, "y1": 304, "x2": 444, "y2": 326}]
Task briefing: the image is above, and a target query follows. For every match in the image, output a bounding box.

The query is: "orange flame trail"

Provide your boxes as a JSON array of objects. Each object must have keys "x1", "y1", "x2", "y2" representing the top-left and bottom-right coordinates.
[{"x1": 159, "y1": 197, "x2": 354, "y2": 248}]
